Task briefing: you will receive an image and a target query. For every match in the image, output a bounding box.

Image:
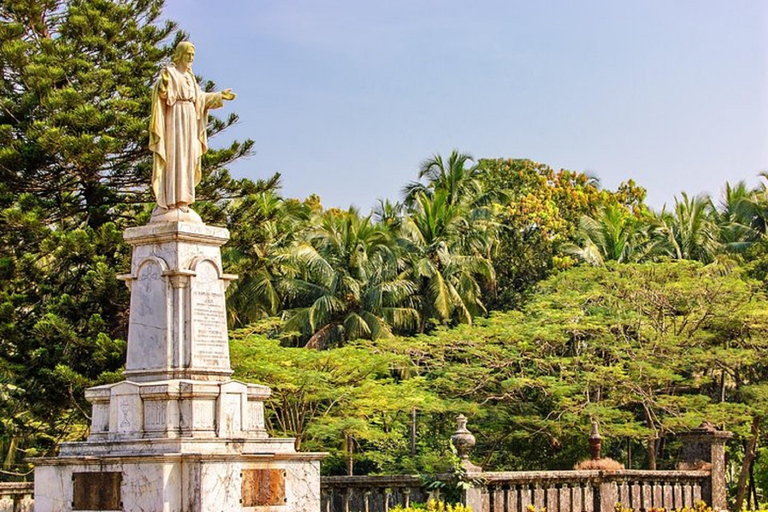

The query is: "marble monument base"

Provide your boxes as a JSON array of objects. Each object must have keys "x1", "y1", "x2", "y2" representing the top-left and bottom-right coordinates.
[
  {"x1": 33, "y1": 219, "x2": 325, "y2": 511},
  {"x1": 32, "y1": 376, "x2": 324, "y2": 512},
  {"x1": 34, "y1": 449, "x2": 322, "y2": 512}
]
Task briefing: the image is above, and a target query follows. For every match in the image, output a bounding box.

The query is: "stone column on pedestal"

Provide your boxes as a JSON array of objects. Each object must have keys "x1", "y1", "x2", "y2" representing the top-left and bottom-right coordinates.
[
  {"x1": 119, "y1": 221, "x2": 236, "y2": 383},
  {"x1": 451, "y1": 415, "x2": 486, "y2": 511}
]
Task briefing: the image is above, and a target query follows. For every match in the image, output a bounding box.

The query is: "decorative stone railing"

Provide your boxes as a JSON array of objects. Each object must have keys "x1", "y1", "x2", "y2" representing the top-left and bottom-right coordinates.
[
  {"x1": 466, "y1": 470, "x2": 710, "y2": 512},
  {"x1": 320, "y1": 470, "x2": 710, "y2": 512},
  {"x1": 321, "y1": 475, "x2": 430, "y2": 512},
  {"x1": 320, "y1": 418, "x2": 731, "y2": 512},
  {"x1": 0, "y1": 482, "x2": 33, "y2": 512}
]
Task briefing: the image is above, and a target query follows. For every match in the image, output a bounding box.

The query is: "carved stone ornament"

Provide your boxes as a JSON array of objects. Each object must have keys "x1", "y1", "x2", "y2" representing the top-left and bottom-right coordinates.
[{"x1": 451, "y1": 414, "x2": 482, "y2": 472}]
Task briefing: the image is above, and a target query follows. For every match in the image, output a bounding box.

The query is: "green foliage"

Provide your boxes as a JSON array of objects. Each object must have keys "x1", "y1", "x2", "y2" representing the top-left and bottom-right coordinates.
[
  {"x1": 227, "y1": 261, "x2": 768, "y2": 476},
  {"x1": 276, "y1": 207, "x2": 418, "y2": 348},
  {"x1": 230, "y1": 327, "x2": 446, "y2": 474},
  {"x1": 563, "y1": 204, "x2": 657, "y2": 265},
  {"x1": 223, "y1": 189, "x2": 314, "y2": 326},
  {"x1": 474, "y1": 158, "x2": 639, "y2": 309},
  {"x1": 0, "y1": 192, "x2": 129, "y2": 476},
  {"x1": 372, "y1": 262, "x2": 768, "y2": 471}
]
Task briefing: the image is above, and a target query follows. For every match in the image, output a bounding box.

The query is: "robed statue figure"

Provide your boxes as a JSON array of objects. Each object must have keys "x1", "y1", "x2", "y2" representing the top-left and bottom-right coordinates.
[{"x1": 149, "y1": 42, "x2": 235, "y2": 213}]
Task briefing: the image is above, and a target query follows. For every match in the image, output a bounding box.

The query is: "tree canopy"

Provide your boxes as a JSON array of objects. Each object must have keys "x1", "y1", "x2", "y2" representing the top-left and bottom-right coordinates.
[{"x1": 5, "y1": 2, "x2": 768, "y2": 507}]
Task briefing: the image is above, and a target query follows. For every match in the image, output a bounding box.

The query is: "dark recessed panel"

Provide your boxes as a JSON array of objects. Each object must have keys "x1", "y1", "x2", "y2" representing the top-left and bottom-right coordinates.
[{"x1": 72, "y1": 471, "x2": 122, "y2": 510}]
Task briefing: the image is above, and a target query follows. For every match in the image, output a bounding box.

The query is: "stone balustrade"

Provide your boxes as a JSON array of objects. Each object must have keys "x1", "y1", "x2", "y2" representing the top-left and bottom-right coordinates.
[
  {"x1": 467, "y1": 470, "x2": 709, "y2": 512},
  {"x1": 0, "y1": 482, "x2": 33, "y2": 512},
  {"x1": 320, "y1": 470, "x2": 710, "y2": 512},
  {"x1": 319, "y1": 418, "x2": 731, "y2": 512},
  {"x1": 321, "y1": 475, "x2": 430, "y2": 512}
]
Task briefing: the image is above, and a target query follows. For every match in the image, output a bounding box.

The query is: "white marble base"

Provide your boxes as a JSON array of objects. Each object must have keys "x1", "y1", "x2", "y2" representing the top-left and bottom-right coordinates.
[{"x1": 34, "y1": 451, "x2": 322, "y2": 512}]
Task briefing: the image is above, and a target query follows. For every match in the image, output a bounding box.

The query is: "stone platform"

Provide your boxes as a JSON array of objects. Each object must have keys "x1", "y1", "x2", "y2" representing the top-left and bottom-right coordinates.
[{"x1": 33, "y1": 219, "x2": 324, "y2": 511}]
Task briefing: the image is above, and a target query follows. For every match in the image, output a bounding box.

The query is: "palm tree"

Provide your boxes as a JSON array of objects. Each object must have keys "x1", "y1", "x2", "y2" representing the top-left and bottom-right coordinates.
[
  {"x1": 403, "y1": 150, "x2": 484, "y2": 207},
  {"x1": 654, "y1": 193, "x2": 721, "y2": 262},
  {"x1": 372, "y1": 199, "x2": 404, "y2": 232},
  {"x1": 712, "y1": 181, "x2": 761, "y2": 253},
  {"x1": 276, "y1": 209, "x2": 419, "y2": 348},
  {"x1": 402, "y1": 190, "x2": 495, "y2": 328},
  {"x1": 223, "y1": 192, "x2": 311, "y2": 327},
  {"x1": 747, "y1": 173, "x2": 768, "y2": 236},
  {"x1": 563, "y1": 204, "x2": 656, "y2": 266}
]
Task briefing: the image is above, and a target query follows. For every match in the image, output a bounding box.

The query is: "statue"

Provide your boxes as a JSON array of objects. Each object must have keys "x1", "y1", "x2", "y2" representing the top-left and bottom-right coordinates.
[{"x1": 149, "y1": 41, "x2": 236, "y2": 214}]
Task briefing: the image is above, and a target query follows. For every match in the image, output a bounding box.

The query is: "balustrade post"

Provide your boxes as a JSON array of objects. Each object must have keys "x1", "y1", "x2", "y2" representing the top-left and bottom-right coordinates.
[
  {"x1": 677, "y1": 422, "x2": 733, "y2": 512},
  {"x1": 451, "y1": 414, "x2": 486, "y2": 510},
  {"x1": 596, "y1": 476, "x2": 617, "y2": 512}
]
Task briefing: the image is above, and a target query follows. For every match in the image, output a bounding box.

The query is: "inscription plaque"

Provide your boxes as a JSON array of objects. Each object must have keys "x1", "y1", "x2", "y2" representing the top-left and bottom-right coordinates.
[
  {"x1": 72, "y1": 472, "x2": 122, "y2": 510},
  {"x1": 241, "y1": 469, "x2": 286, "y2": 507},
  {"x1": 191, "y1": 261, "x2": 229, "y2": 368}
]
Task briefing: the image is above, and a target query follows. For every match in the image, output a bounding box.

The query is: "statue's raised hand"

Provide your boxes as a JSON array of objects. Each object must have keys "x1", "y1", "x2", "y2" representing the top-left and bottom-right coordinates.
[{"x1": 221, "y1": 88, "x2": 236, "y2": 101}]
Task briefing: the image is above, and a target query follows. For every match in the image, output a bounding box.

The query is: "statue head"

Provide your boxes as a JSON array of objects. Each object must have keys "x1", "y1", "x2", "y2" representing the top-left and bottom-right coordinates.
[{"x1": 172, "y1": 41, "x2": 196, "y2": 69}]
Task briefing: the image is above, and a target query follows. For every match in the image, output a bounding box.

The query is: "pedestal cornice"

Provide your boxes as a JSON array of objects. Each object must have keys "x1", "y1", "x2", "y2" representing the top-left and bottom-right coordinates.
[{"x1": 124, "y1": 221, "x2": 230, "y2": 246}]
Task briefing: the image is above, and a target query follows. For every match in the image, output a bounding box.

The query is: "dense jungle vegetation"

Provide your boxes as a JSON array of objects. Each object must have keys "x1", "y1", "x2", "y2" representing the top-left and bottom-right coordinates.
[{"x1": 2, "y1": 0, "x2": 768, "y2": 508}]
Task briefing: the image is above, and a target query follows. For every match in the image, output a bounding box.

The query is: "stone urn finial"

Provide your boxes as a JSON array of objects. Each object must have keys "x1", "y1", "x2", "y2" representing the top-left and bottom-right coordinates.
[
  {"x1": 589, "y1": 420, "x2": 602, "y2": 461},
  {"x1": 451, "y1": 414, "x2": 481, "y2": 472}
]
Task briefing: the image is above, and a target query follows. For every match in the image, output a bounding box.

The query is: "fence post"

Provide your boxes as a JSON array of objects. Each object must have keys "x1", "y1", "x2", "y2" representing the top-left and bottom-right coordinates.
[{"x1": 678, "y1": 422, "x2": 733, "y2": 512}]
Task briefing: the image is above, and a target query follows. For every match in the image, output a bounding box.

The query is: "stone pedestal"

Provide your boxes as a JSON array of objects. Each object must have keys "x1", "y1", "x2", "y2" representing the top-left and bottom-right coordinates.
[
  {"x1": 34, "y1": 220, "x2": 325, "y2": 511},
  {"x1": 120, "y1": 221, "x2": 236, "y2": 383}
]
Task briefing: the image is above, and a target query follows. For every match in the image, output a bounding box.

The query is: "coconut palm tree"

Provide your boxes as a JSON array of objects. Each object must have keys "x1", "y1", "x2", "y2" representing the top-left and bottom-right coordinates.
[
  {"x1": 654, "y1": 193, "x2": 721, "y2": 262},
  {"x1": 276, "y1": 209, "x2": 419, "y2": 348},
  {"x1": 402, "y1": 190, "x2": 494, "y2": 329},
  {"x1": 712, "y1": 181, "x2": 761, "y2": 253},
  {"x1": 403, "y1": 150, "x2": 485, "y2": 207},
  {"x1": 223, "y1": 192, "x2": 312, "y2": 327},
  {"x1": 563, "y1": 204, "x2": 656, "y2": 266}
]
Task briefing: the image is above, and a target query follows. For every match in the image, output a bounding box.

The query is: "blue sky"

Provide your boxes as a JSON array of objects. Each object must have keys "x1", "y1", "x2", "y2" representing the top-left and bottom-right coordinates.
[{"x1": 163, "y1": 1, "x2": 768, "y2": 212}]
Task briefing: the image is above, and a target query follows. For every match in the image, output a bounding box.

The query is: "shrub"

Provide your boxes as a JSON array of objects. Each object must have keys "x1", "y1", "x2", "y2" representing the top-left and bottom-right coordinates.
[{"x1": 390, "y1": 499, "x2": 472, "y2": 512}]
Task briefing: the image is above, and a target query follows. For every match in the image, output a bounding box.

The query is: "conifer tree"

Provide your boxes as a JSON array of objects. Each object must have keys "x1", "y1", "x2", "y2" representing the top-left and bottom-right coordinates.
[{"x1": 0, "y1": 0, "x2": 263, "y2": 477}]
